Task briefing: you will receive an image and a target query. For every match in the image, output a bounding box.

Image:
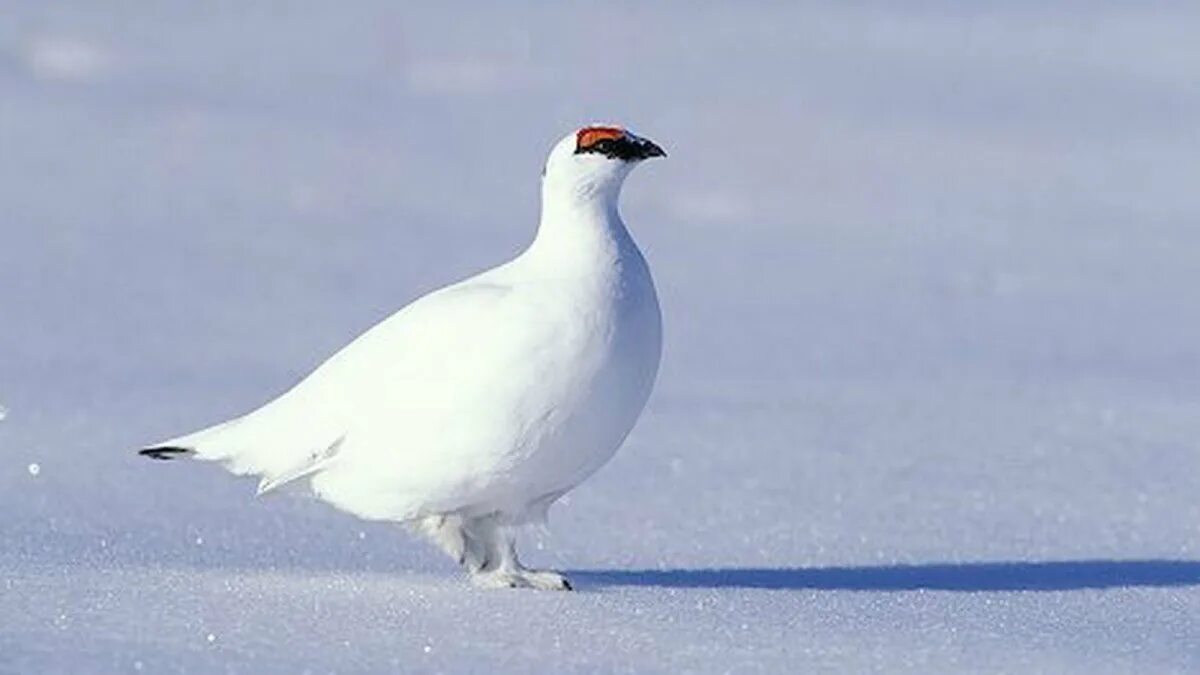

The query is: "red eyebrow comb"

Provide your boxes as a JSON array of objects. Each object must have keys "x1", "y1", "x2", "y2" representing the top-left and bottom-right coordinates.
[{"x1": 576, "y1": 126, "x2": 625, "y2": 151}]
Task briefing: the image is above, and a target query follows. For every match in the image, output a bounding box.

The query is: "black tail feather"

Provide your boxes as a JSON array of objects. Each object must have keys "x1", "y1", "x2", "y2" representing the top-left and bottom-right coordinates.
[{"x1": 139, "y1": 446, "x2": 194, "y2": 461}]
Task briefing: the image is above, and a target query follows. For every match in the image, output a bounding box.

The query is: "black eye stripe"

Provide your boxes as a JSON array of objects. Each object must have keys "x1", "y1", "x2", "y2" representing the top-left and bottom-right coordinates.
[{"x1": 576, "y1": 136, "x2": 641, "y2": 160}]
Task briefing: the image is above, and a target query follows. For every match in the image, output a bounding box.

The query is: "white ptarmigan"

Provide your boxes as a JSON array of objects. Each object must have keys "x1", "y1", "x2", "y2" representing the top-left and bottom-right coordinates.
[{"x1": 141, "y1": 126, "x2": 665, "y2": 590}]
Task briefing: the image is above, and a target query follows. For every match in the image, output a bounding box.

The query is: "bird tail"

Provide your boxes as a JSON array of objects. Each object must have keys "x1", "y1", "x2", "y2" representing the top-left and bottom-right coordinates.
[
  {"x1": 137, "y1": 418, "x2": 241, "y2": 463},
  {"x1": 137, "y1": 415, "x2": 347, "y2": 497},
  {"x1": 138, "y1": 446, "x2": 195, "y2": 460}
]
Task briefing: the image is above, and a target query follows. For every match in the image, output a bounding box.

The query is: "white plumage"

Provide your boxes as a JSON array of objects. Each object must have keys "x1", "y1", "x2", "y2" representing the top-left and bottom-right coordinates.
[{"x1": 143, "y1": 126, "x2": 666, "y2": 590}]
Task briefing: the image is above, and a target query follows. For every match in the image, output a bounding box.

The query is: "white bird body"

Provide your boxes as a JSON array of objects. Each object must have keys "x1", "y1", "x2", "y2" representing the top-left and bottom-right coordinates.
[{"x1": 144, "y1": 126, "x2": 666, "y2": 589}]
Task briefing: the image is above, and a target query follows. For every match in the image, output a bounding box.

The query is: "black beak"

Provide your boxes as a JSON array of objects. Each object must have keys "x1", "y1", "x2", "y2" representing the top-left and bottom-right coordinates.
[{"x1": 629, "y1": 135, "x2": 667, "y2": 160}]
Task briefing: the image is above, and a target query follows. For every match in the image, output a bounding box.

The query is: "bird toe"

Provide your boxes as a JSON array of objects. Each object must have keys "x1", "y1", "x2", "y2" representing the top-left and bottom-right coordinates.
[
  {"x1": 523, "y1": 570, "x2": 573, "y2": 591},
  {"x1": 470, "y1": 571, "x2": 531, "y2": 590}
]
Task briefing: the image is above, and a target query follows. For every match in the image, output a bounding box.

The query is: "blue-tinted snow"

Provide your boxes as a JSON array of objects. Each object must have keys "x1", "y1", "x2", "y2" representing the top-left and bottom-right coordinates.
[{"x1": 3, "y1": 3, "x2": 1200, "y2": 672}]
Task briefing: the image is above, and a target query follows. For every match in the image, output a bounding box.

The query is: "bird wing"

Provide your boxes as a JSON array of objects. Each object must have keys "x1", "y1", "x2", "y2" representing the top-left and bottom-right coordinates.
[{"x1": 144, "y1": 276, "x2": 522, "y2": 495}]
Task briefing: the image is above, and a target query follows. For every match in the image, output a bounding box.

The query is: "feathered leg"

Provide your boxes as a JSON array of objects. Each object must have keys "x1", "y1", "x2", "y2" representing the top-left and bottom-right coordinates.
[
  {"x1": 463, "y1": 514, "x2": 571, "y2": 591},
  {"x1": 412, "y1": 514, "x2": 488, "y2": 573},
  {"x1": 414, "y1": 511, "x2": 571, "y2": 590}
]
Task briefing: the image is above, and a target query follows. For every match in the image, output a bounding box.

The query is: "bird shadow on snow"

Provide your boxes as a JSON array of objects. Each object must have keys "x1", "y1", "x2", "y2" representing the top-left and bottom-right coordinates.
[{"x1": 571, "y1": 560, "x2": 1200, "y2": 592}]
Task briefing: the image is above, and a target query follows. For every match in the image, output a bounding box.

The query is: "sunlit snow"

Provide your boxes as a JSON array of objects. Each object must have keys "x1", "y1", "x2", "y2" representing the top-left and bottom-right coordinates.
[{"x1": 3, "y1": 3, "x2": 1200, "y2": 673}]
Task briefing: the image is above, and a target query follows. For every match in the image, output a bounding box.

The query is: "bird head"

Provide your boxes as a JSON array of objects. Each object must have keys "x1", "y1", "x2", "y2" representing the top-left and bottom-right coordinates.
[{"x1": 542, "y1": 125, "x2": 666, "y2": 203}]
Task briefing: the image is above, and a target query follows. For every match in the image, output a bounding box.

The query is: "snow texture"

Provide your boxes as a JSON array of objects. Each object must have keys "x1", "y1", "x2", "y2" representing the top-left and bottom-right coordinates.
[{"x1": 3, "y1": 2, "x2": 1200, "y2": 673}]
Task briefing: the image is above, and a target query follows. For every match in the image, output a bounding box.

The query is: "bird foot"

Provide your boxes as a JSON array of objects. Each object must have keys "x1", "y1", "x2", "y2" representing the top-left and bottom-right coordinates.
[
  {"x1": 523, "y1": 569, "x2": 573, "y2": 591},
  {"x1": 470, "y1": 569, "x2": 572, "y2": 591}
]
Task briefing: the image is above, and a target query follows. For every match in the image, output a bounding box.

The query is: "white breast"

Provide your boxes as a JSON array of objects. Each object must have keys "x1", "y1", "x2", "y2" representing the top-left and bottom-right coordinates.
[{"x1": 509, "y1": 241, "x2": 663, "y2": 505}]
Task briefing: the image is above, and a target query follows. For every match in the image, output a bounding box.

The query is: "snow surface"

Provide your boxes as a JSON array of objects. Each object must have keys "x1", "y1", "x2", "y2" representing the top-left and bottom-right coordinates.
[{"x1": 3, "y1": 2, "x2": 1200, "y2": 672}]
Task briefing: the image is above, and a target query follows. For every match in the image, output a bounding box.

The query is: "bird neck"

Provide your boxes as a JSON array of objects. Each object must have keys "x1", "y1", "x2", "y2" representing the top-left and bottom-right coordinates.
[{"x1": 527, "y1": 171, "x2": 634, "y2": 272}]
